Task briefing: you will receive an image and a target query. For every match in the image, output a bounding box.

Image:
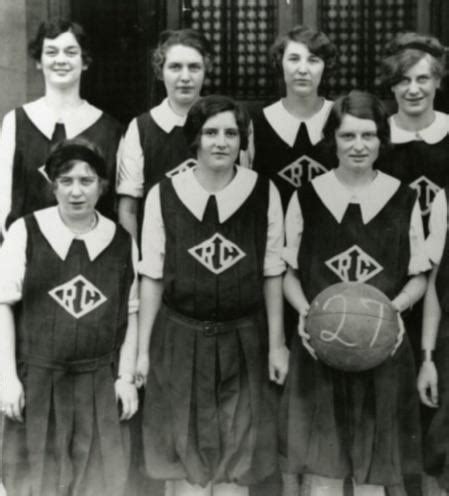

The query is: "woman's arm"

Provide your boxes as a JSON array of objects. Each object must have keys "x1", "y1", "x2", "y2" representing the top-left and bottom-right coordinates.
[
  {"x1": 135, "y1": 276, "x2": 163, "y2": 387},
  {"x1": 391, "y1": 273, "x2": 427, "y2": 313},
  {"x1": 0, "y1": 304, "x2": 24, "y2": 422},
  {"x1": 283, "y1": 266, "x2": 310, "y2": 315},
  {"x1": 264, "y1": 275, "x2": 288, "y2": 385},
  {"x1": 115, "y1": 311, "x2": 139, "y2": 420},
  {"x1": 417, "y1": 265, "x2": 440, "y2": 408},
  {"x1": 118, "y1": 196, "x2": 139, "y2": 240}
]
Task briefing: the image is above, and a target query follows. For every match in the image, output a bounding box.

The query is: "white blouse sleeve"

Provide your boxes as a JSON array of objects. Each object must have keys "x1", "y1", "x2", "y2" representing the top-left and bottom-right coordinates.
[
  {"x1": 282, "y1": 192, "x2": 304, "y2": 270},
  {"x1": 116, "y1": 118, "x2": 145, "y2": 198},
  {"x1": 138, "y1": 184, "x2": 165, "y2": 279},
  {"x1": 263, "y1": 181, "x2": 285, "y2": 276},
  {"x1": 0, "y1": 218, "x2": 27, "y2": 304},
  {"x1": 0, "y1": 110, "x2": 17, "y2": 234},
  {"x1": 426, "y1": 189, "x2": 447, "y2": 265},
  {"x1": 408, "y1": 199, "x2": 431, "y2": 274}
]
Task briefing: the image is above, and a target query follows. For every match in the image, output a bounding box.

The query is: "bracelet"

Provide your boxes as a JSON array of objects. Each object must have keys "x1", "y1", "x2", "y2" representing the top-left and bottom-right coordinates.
[
  {"x1": 422, "y1": 350, "x2": 434, "y2": 363},
  {"x1": 117, "y1": 373, "x2": 135, "y2": 384}
]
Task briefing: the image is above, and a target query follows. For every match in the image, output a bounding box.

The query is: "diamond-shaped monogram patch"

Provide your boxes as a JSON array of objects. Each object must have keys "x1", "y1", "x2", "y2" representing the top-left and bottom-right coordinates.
[
  {"x1": 325, "y1": 245, "x2": 383, "y2": 283},
  {"x1": 166, "y1": 158, "x2": 197, "y2": 178},
  {"x1": 409, "y1": 175, "x2": 440, "y2": 216},
  {"x1": 278, "y1": 155, "x2": 327, "y2": 188},
  {"x1": 48, "y1": 275, "x2": 107, "y2": 319},
  {"x1": 188, "y1": 233, "x2": 246, "y2": 274}
]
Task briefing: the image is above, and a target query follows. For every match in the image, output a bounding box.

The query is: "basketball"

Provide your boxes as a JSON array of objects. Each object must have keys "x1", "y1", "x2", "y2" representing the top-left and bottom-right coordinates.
[{"x1": 306, "y1": 282, "x2": 399, "y2": 372}]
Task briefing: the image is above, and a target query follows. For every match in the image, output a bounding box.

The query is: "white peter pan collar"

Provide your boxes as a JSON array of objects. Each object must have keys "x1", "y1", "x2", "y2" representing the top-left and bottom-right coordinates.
[
  {"x1": 313, "y1": 170, "x2": 401, "y2": 224},
  {"x1": 263, "y1": 98, "x2": 333, "y2": 147},
  {"x1": 172, "y1": 166, "x2": 258, "y2": 223},
  {"x1": 23, "y1": 97, "x2": 102, "y2": 140},
  {"x1": 34, "y1": 206, "x2": 116, "y2": 261},
  {"x1": 150, "y1": 98, "x2": 187, "y2": 133},
  {"x1": 390, "y1": 111, "x2": 449, "y2": 144}
]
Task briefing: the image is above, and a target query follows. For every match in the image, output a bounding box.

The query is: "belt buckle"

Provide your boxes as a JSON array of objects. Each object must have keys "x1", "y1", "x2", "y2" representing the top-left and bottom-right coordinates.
[{"x1": 203, "y1": 321, "x2": 217, "y2": 337}]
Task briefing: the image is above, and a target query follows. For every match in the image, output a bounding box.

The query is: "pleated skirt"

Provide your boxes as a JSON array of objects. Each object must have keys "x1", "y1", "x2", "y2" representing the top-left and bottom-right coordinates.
[{"x1": 142, "y1": 305, "x2": 278, "y2": 487}]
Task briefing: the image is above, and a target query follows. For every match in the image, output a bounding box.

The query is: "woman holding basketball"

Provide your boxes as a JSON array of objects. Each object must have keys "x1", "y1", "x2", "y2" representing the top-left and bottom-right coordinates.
[{"x1": 281, "y1": 90, "x2": 429, "y2": 496}]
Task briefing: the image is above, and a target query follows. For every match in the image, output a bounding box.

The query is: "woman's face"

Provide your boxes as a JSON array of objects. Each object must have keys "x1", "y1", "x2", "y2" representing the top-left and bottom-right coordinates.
[
  {"x1": 197, "y1": 111, "x2": 240, "y2": 172},
  {"x1": 391, "y1": 55, "x2": 440, "y2": 118},
  {"x1": 335, "y1": 114, "x2": 380, "y2": 173},
  {"x1": 162, "y1": 44, "x2": 206, "y2": 108},
  {"x1": 39, "y1": 30, "x2": 86, "y2": 89},
  {"x1": 54, "y1": 161, "x2": 102, "y2": 221},
  {"x1": 282, "y1": 41, "x2": 325, "y2": 98}
]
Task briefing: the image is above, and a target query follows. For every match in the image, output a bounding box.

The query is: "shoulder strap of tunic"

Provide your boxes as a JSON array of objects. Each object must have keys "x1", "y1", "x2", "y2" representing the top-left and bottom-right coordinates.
[{"x1": 136, "y1": 112, "x2": 153, "y2": 153}]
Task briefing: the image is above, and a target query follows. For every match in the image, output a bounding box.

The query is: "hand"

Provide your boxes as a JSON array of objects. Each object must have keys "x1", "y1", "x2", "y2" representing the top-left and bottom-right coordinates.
[
  {"x1": 135, "y1": 352, "x2": 150, "y2": 388},
  {"x1": 391, "y1": 312, "x2": 405, "y2": 356},
  {"x1": 297, "y1": 308, "x2": 317, "y2": 360},
  {"x1": 269, "y1": 345, "x2": 289, "y2": 385},
  {"x1": 417, "y1": 361, "x2": 438, "y2": 408},
  {"x1": 0, "y1": 375, "x2": 25, "y2": 422},
  {"x1": 115, "y1": 379, "x2": 138, "y2": 421}
]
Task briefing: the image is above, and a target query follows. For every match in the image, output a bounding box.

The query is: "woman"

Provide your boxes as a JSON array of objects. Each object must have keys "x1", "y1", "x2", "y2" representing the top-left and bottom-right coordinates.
[
  {"x1": 252, "y1": 25, "x2": 337, "y2": 211},
  {"x1": 418, "y1": 187, "x2": 449, "y2": 494},
  {"x1": 117, "y1": 29, "x2": 213, "y2": 240},
  {"x1": 137, "y1": 95, "x2": 287, "y2": 496},
  {"x1": 380, "y1": 35, "x2": 448, "y2": 456},
  {"x1": 0, "y1": 18, "x2": 122, "y2": 234},
  {"x1": 380, "y1": 32, "x2": 448, "y2": 234},
  {"x1": 281, "y1": 91, "x2": 429, "y2": 496},
  {"x1": 0, "y1": 138, "x2": 138, "y2": 496}
]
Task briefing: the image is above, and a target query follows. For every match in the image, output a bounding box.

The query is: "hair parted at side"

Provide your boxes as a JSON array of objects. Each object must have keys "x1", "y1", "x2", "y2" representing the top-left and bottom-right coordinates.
[
  {"x1": 380, "y1": 32, "x2": 446, "y2": 87},
  {"x1": 44, "y1": 137, "x2": 107, "y2": 182},
  {"x1": 28, "y1": 18, "x2": 92, "y2": 66},
  {"x1": 152, "y1": 29, "x2": 213, "y2": 79},
  {"x1": 322, "y1": 90, "x2": 390, "y2": 161},
  {"x1": 184, "y1": 95, "x2": 250, "y2": 153},
  {"x1": 270, "y1": 25, "x2": 337, "y2": 79}
]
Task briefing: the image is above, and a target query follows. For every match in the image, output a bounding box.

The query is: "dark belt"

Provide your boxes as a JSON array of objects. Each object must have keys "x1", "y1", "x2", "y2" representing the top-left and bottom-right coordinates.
[
  {"x1": 19, "y1": 351, "x2": 117, "y2": 373},
  {"x1": 161, "y1": 304, "x2": 259, "y2": 337}
]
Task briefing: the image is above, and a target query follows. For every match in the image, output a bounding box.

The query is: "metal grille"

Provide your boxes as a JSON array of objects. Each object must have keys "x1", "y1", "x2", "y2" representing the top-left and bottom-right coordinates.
[
  {"x1": 187, "y1": 0, "x2": 277, "y2": 100},
  {"x1": 319, "y1": 0, "x2": 417, "y2": 98}
]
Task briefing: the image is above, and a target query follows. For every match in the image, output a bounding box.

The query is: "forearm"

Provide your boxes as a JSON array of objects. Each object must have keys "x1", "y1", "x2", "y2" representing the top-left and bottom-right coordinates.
[
  {"x1": 392, "y1": 273, "x2": 427, "y2": 313},
  {"x1": 421, "y1": 266, "x2": 441, "y2": 355},
  {"x1": 0, "y1": 304, "x2": 18, "y2": 381},
  {"x1": 118, "y1": 196, "x2": 139, "y2": 240},
  {"x1": 138, "y1": 276, "x2": 163, "y2": 355},
  {"x1": 264, "y1": 275, "x2": 285, "y2": 350},
  {"x1": 118, "y1": 312, "x2": 138, "y2": 377},
  {"x1": 283, "y1": 266, "x2": 309, "y2": 314}
]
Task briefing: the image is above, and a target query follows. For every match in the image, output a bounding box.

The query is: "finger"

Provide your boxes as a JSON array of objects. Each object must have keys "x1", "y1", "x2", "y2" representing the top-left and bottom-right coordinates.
[
  {"x1": 135, "y1": 374, "x2": 146, "y2": 389},
  {"x1": 302, "y1": 339, "x2": 317, "y2": 360},
  {"x1": 120, "y1": 397, "x2": 131, "y2": 421},
  {"x1": 276, "y1": 370, "x2": 287, "y2": 386},
  {"x1": 268, "y1": 365, "x2": 276, "y2": 382},
  {"x1": 431, "y1": 382, "x2": 439, "y2": 407},
  {"x1": 421, "y1": 393, "x2": 434, "y2": 408},
  {"x1": 11, "y1": 402, "x2": 22, "y2": 423},
  {"x1": 129, "y1": 398, "x2": 139, "y2": 418}
]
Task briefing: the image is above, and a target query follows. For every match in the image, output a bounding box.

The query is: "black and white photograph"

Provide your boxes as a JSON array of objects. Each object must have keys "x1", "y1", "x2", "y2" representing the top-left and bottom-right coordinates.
[{"x1": 1, "y1": 1, "x2": 449, "y2": 495}]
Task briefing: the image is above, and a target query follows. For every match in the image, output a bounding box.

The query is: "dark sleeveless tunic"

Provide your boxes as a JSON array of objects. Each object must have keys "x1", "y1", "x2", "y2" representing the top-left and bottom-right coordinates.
[
  {"x1": 280, "y1": 181, "x2": 422, "y2": 487},
  {"x1": 252, "y1": 107, "x2": 336, "y2": 212},
  {"x1": 2, "y1": 212, "x2": 134, "y2": 496},
  {"x1": 136, "y1": 112, "x2": 196, "y2": 199},
  {"x1": 6, "y1": 107, "x2": 122, "y2": 228},
  {"x1": 142, "y1": 175, "x2": 279, "y2": 486}
]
